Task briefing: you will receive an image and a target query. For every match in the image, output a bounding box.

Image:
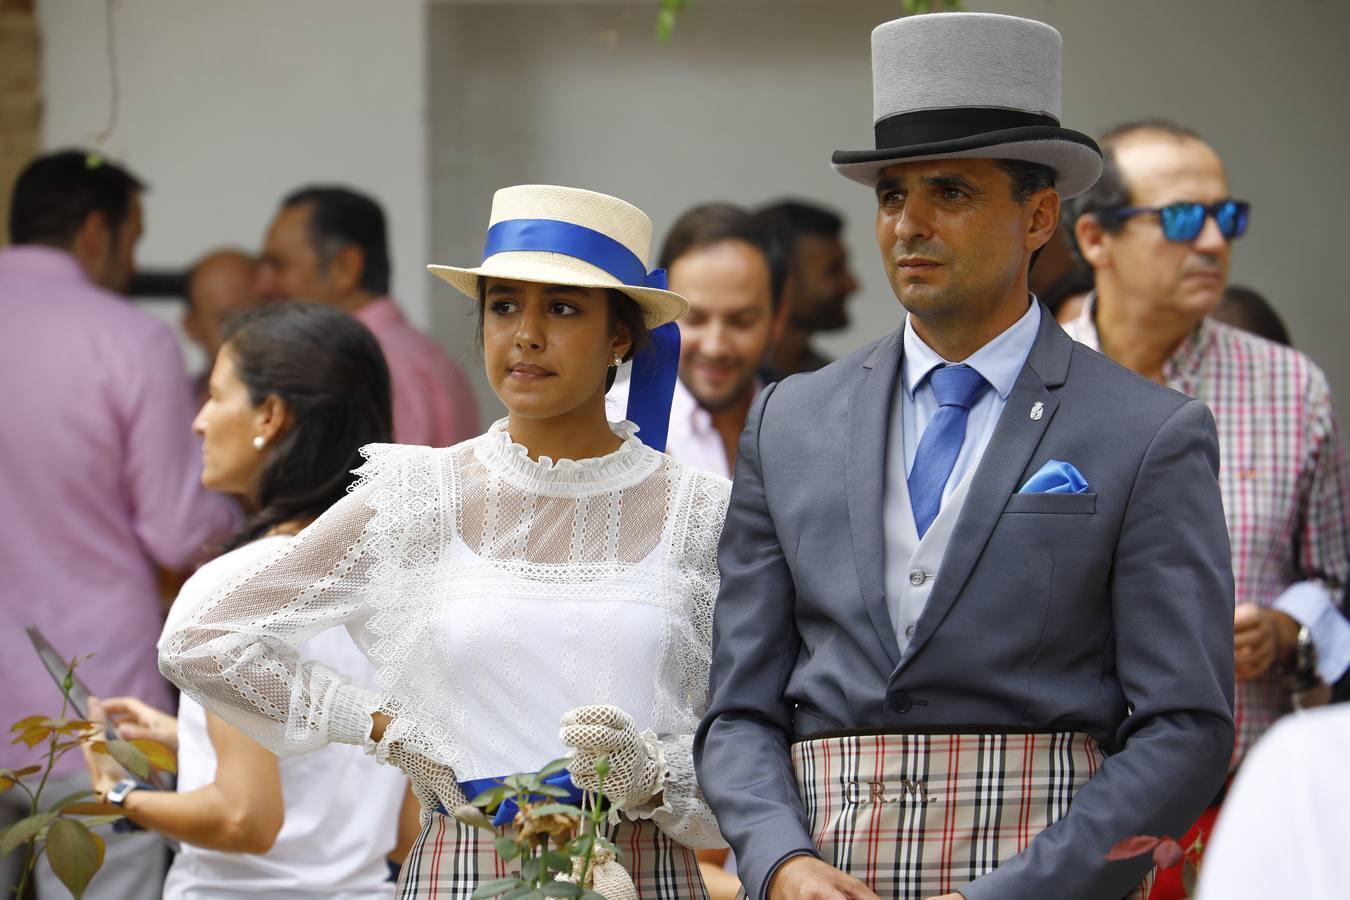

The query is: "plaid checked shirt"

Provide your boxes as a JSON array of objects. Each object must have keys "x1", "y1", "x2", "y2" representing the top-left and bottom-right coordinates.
[{"x1": 1065, "y1": 295, "x2": 1350, "y2": 764}]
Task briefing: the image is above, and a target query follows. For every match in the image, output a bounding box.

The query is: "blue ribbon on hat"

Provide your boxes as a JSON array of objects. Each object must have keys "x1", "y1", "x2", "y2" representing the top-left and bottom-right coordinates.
[
  {"x1": 483, "y1": 219, "x2": 669, "y2": 291},
  {"x1": 482, "y1": 218, "x2": 680, "y2": 452}
]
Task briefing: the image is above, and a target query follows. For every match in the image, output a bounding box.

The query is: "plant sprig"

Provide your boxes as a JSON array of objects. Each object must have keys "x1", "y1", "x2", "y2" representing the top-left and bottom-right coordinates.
[
  {"x1": 455, "y1": 756, "x2": 617, "y2": 900},
  {"x1": 0, "y1": 656, "x2": 175, "y2": 899}
]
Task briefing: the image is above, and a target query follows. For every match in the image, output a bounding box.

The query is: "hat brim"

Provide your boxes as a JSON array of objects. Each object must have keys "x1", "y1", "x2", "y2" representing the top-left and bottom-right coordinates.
[
  {"x1": 831, "y1": 126, "x2": 1103, "y2": 199},
  {"x1": 428, "y1": 253, "x2": 688, "y2": 330}
]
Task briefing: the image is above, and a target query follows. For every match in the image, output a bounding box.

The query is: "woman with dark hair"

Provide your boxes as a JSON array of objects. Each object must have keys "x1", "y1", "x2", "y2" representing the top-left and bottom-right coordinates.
[
  {"x1": 162, "y1": 186, "x2": 731, "y2": 898},
  {"x1": 84, "y1": 302, "x2": 411, "y2": 899}
]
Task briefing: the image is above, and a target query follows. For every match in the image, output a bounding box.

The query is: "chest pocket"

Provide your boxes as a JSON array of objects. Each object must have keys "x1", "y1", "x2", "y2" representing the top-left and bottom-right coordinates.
[{"x1": 1002, "y1": 492, "x2": 1097, "y2": 515}]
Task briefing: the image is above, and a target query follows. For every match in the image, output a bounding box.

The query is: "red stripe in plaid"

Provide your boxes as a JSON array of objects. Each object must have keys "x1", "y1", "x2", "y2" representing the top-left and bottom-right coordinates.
[
  {"x1": 791, "y1": 731, "x2": 1153, "y2": 900},
  {"x1": 396, "y1": 810, "x2": 709, "y2": 899}
]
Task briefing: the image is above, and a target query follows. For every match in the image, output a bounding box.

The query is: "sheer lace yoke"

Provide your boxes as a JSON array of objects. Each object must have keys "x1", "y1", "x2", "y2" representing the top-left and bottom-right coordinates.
[{"x1": 461, "y1": 419, "x2": 668, "y2": 568}]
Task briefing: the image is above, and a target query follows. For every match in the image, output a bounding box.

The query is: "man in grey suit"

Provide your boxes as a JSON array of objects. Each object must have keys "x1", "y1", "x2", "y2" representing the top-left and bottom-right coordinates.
[{"x1": 694, "y1": 13, "x2": 1235, "y2": 900}]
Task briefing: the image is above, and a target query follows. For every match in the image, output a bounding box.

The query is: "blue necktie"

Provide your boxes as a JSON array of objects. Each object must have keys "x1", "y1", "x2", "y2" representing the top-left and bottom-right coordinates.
[{"x1": 908, "y1": 365, "x2": 989, "y2": 539}]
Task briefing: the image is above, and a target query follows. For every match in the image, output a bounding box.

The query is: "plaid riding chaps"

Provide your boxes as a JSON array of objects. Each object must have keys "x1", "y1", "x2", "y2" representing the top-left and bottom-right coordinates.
[
  {"x1": 791, "y1": 731, "x2": 1154, "y2": 900},
  {"x1": 396, "y1": 810, "x2": 709, "y2": 899}
]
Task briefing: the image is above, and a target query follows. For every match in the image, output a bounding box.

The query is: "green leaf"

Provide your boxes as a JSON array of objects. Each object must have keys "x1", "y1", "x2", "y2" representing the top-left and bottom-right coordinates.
[
  {"x1": 46, "y1": 790, "x2": 95, "y2": 813},
  {"x1": 106, "y1": 740, "x2": 151, "y2": 781},
  {"x1": 0, "y1": 812, "x2": 56, "y2": 857},
  {"x1": 494, "y1": 835, "x2": 522, "y2": 861},
  {"x1": 501, "y1": 885, "x2": 537, "y2": 900},
  {"x1": 592, "y1": 755, "x2": 611, "y2": 780},
  {"x1": 471, "y1": 785, "x2": 513, "y2": 808},
  {"x1": 453, "y1": 805, "x2": 497, "y2": 832},
  {"x1": 527, "y1": 785, "x2": 570, "y2": 798},
  {"x1": 471, "y1": 876, "x2": 524, "y2": 899},
  {"x1": 46, "y1": 818, "x2": 104, "y2": 899},
  {"x1": 542, "y1": 850, "x2": 573, "y2": 873},
  {"x1": 66, "y1": 815, "x2": 124, "y2": 830},
  {"x1": 541, "y1": 884, "x2": 583, "y2": 898},
  {"x1": 9, "y1": 716, "x2": 48, "y2": 733},
  {"x1": 131, "y1": 740, "x2": 177, "y2": 775},
  {"x1": 536, "y1": 758, "x2": 571, "y2": 778},
  {"x1": 520, "y1": 856, "x2": 543, "y2": 882}
]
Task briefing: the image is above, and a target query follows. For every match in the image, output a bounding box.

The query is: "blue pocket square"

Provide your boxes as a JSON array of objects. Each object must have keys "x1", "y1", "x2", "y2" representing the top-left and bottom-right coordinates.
[{"x1": 1019, "y1": 459, "x2": 1090, "y2": 494}]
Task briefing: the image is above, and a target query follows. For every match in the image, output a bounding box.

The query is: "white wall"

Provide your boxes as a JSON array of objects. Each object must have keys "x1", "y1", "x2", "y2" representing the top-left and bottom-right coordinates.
[
  {"x1": 428, "y1": 0, "x2": 1350, "y2": 423},
  {"x1": 39, "y1": 0, "x2": 432, "y2": 365}
]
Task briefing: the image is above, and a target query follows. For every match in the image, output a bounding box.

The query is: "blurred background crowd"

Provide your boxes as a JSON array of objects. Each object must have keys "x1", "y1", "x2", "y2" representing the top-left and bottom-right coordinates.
[{"x1": 1, "y1": 0, "x2": 1348, "y2": 898}]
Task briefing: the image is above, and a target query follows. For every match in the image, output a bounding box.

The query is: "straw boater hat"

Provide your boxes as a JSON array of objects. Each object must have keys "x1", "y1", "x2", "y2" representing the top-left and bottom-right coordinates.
[
  {"x1": 832, "y1": 12, "x2": 1102, "y2": 198},
  {"x1": 428, "y1": 185, "x2": 687, "y2": 329}
]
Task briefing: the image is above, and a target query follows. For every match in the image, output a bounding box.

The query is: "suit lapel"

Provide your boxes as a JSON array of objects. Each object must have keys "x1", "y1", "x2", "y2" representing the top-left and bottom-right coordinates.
[
  {"x1": 846, "y1": 329, "x2": 904, "y2": 669},
  {"x1": 895, "y1": 307, "x2": 1075, "y2": 674}
]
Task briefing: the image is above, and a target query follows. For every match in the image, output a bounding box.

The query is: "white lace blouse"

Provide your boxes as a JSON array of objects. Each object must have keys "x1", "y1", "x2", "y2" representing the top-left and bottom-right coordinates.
[{"x1": 159, "y1": 420, "x2": 731, "y2": 848}]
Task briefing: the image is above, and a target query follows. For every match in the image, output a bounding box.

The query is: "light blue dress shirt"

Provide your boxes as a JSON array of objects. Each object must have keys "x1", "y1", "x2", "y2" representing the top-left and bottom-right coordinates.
[{"x1": 892, "y1": 300, "x2": 1042, "y2": 504}]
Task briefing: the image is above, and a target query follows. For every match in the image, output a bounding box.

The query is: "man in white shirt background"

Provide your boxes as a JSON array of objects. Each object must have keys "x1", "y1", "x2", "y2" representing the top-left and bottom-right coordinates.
[{"x1": 657, "y1": 203, "x2": 787, "y2": 478}]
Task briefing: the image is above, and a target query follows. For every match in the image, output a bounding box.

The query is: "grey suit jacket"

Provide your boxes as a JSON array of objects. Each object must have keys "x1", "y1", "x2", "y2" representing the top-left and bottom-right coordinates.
[{"x1": 694, "y1": 309, "x2": 1235, "y2": 900}]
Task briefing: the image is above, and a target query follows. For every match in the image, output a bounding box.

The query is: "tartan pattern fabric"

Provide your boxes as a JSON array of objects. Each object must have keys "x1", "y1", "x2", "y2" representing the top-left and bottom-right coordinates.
[
  {"x1": 395, "y1": 810, "x2": 709, "y2": 899},
  {"x1": 791, "y1": 732, "x2": 1153, "y2": 900},
  {"x1": 1066, "y1": 301, "x2": 1350, "y2": 764}
]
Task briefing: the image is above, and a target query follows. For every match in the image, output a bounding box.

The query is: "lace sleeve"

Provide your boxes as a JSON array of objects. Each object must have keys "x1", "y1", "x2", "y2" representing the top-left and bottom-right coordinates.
[
  {"x1": 647, "y1": 468, "x2": 731, "y2": 848},
  {"x1": 158, "y1": 444, "x2": 416, "y2": 756}
]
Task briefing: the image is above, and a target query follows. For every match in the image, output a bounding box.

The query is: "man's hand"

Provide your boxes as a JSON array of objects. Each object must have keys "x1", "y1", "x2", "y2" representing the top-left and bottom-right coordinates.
[
  {"x1": 768, "y1": 856, "x2": 882, "y2": 900},
  {"x1": 1234, "y1": 603, "x2": 1299, "y2": 680}
]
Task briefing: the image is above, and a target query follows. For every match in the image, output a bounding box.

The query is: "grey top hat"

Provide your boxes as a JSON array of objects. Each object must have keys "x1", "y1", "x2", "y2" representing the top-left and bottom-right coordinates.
[{"x1": 832, "y1": 12, "x2": 1102, "y2": 198}]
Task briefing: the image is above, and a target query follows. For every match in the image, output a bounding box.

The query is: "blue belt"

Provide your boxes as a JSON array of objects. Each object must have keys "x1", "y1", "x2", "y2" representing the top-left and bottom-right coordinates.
[{"x1": 443, "y1": 770, "x2": 586, "y2": 826}]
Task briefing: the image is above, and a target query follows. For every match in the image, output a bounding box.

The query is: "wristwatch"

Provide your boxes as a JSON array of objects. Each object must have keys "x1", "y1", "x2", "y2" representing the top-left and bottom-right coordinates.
[
  {"x1": 105, "y1": 778, "x2": 147, "y2": 808},
  {"x1": 106, "y1": 779, "x2": 149, "y2": 833},
  {"x1": 1289, "y1": 625, "x2": 1320, "y2": 693}
]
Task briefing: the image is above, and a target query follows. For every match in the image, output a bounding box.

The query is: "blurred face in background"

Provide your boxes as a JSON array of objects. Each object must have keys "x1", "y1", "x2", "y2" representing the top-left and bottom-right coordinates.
[
  {"x1": 1084, "y1": 132, "x2": 1232, "y2": 321},
  {"x1": 671, "y1": 239, "x2": 776, "y2": 413},
  {"x1": 193, "y1": 346, "x2": 279, "y2": 499},
  {"x1": 255, "y1": 203, "x2": 337, "y2": 303},
  {"x1": 78, "y1": 194, "x2": 142, "y2": 294},
  {"x1": 184, "y1": 251, "x2": 262, "y2": 362},
  {"x1": 787, "y1": 233, "x2": 858, "y2": 332}
]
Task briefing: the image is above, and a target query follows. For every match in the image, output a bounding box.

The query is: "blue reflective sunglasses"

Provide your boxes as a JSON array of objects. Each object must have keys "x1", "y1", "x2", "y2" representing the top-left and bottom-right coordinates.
[{"x1": 1104, "y1": 199, "x2": 1250, "y2": 242}]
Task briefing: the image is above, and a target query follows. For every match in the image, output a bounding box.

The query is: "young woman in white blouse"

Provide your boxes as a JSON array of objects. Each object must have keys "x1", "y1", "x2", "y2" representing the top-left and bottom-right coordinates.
[
  {"x1": 85, "y1": 302, "x2": 412, "y2": 899},
  {"x1": 160, "y1": 185, "x2": 732, "y2": 898}
]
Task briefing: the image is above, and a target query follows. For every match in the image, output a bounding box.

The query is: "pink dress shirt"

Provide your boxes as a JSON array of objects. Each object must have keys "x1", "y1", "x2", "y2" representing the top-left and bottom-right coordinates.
[
  {"x1": 664, "y1": 377, "x2": 761, "y2": 480},
  {"x1": 0, "y1": 246, "x2": 239, "y2": 776},
  {"x1": 354, "y1": 298, "x2": 479, "y2": 447}
]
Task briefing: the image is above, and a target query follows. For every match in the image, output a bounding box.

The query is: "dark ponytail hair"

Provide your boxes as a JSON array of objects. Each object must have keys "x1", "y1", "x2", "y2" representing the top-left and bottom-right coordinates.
[{"x1": 220, "y1": 302, "x2": 392, "y2": 550}]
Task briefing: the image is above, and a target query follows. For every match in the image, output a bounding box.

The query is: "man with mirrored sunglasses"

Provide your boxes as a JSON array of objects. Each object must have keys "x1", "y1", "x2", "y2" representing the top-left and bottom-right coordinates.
[{"x1": 1063, "y1": 119, "x2": 1350, "y2": 900}]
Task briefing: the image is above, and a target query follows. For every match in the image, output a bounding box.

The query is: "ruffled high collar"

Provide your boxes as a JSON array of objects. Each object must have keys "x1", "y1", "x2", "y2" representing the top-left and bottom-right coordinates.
[{"x1": 474, "y1": 418, "x2": 661, "y2": 496}]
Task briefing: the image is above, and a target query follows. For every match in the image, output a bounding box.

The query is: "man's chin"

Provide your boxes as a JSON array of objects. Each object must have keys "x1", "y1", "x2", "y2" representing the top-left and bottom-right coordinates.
[{"x1": 690, "y1": 382, "x2": 755, "y2": 415}]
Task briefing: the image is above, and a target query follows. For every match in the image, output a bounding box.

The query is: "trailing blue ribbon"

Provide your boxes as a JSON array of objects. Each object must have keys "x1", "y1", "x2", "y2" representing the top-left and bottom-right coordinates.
[
  {"x1": 626, "y1": 322, "x2": 680, "y2": 453},
  {"x1": 457, "y1": 771, "x2": 586, "y2": 827},
  {"x1": 482, "y1": 217, "x2": 680, "y2": 452}
]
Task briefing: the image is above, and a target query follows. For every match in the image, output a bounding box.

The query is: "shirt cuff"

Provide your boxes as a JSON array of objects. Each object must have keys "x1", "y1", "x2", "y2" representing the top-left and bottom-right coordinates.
[
  {"x1": 327, "y1": 682, "x2": 382, "y2": 751},
  {"x1": 1274, "y1": 580, "x2": 1350, "y2": 683}
]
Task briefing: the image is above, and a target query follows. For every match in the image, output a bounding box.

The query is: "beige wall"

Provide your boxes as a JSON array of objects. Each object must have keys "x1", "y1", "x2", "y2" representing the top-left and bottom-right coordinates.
[
  {"x1": 429, "y1": 0, "x2": 1350, "y2": 424},
  {"x1": 0, "y1": 0, "x2": 39, "y2": 247}
]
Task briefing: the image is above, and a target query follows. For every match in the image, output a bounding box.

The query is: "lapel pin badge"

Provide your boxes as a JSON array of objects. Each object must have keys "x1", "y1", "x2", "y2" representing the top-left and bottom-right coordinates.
[{"x1": 1030, "y1": 402, "x2": 1045, "y2": 421}]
